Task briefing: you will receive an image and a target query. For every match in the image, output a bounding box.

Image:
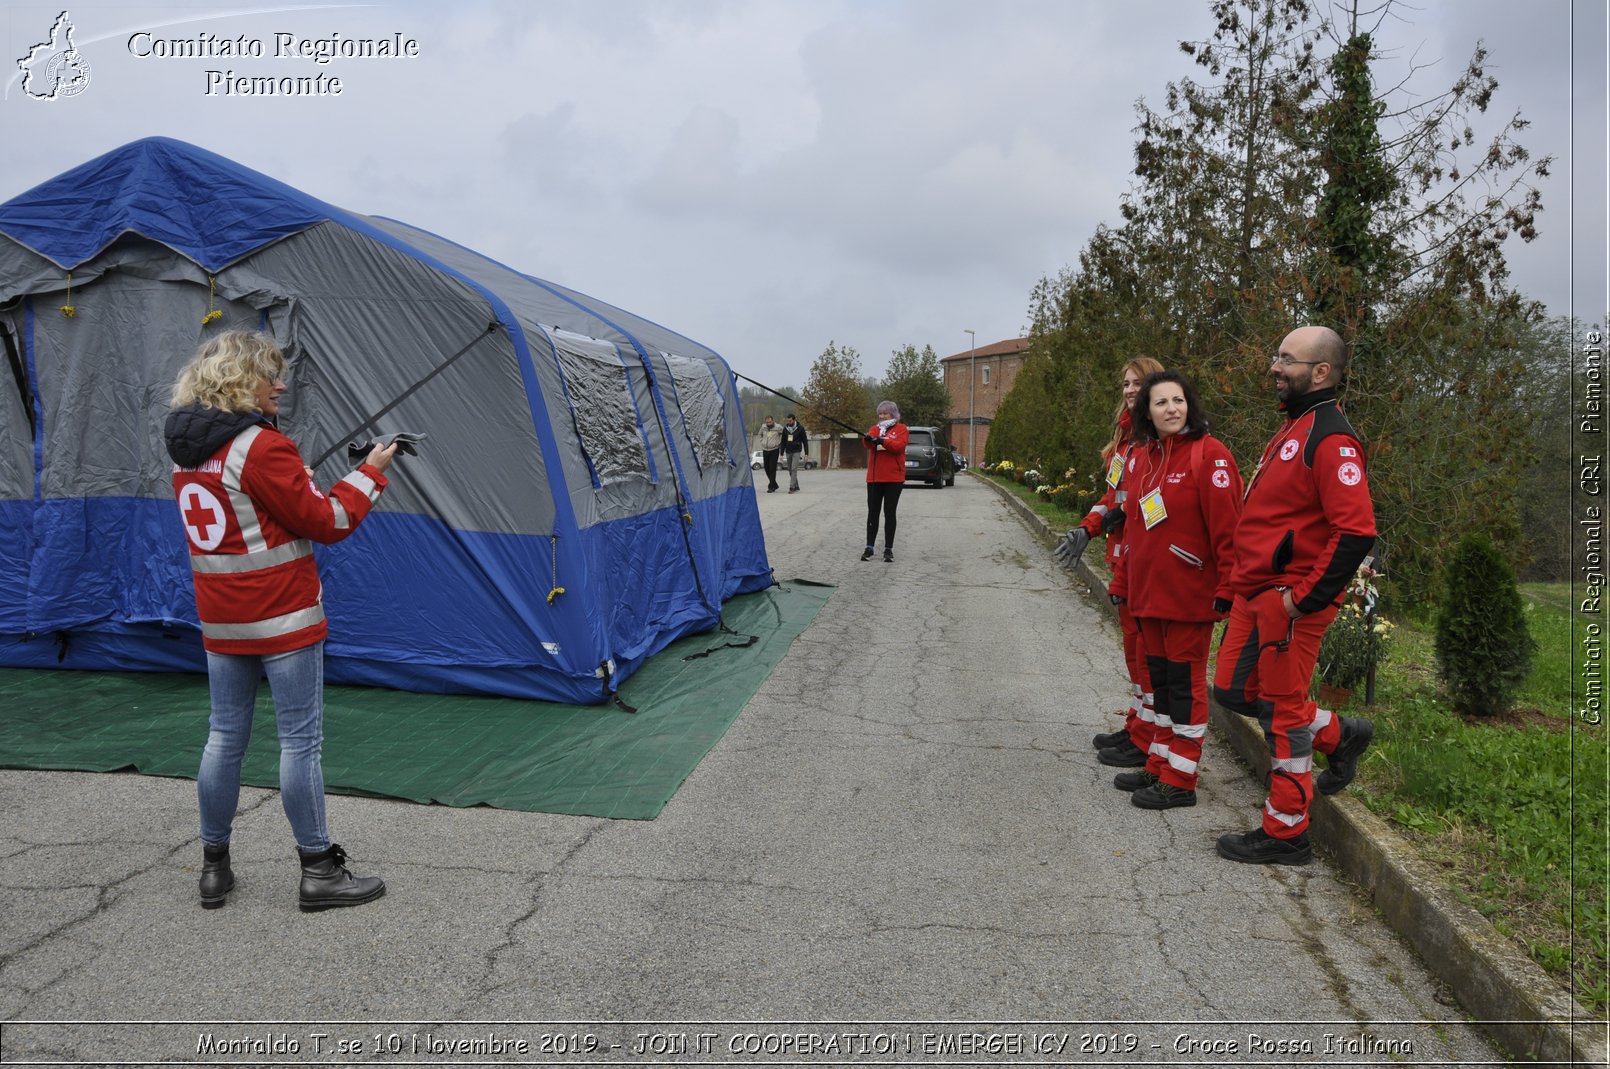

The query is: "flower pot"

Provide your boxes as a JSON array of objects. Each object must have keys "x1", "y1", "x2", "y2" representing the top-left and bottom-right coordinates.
[{"x1": 1317, "y1": 682, "x2": 1352, "y2": 709}]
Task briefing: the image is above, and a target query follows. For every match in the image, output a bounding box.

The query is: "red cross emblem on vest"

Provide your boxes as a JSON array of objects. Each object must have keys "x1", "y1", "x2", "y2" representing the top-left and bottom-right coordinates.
[{"x1": 178, "y1": 484, "x2": 227, "y2": 551}]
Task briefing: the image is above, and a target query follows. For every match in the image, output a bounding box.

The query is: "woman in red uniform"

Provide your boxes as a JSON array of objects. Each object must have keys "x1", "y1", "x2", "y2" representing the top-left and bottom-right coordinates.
[
  {"x1": 1057, "y1": 356, "x2": 1165, "y2": 767},
  {"x1": 860, "y1": 400, "x2": 909, "y2": 562},
  {"x1": 1110, "y1": 370, "x2": 1242, "y2": 809},
  {"x1": 165, "y1": 330, "x2": 398, "y2": 911}
]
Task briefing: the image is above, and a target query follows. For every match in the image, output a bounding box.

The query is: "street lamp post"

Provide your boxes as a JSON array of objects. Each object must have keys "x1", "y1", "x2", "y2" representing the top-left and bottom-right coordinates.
[{"x1": 964, "y1": 329, "x2": 976, "y2": 465}]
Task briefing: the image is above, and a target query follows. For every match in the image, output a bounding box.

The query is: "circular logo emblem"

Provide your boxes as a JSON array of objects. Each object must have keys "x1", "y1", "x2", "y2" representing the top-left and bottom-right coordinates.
[
  {"x1": 1279, "y1": 439, "x2": 1300, "y2": 461},
  {"x1": 1212, "y1": 469, "x2": 1231, "y2": 489},
  {"x1": 1128, "y1": 456, "x2": 1136, "y2": 472},
  {"x1": 1337, "y1": 461, "x2": 1362, "y2": 486},
  {"x1": 45, "y1": 50, "x2": 91, "y2": 98},
  {"x1": 178, "y1": 485, "x2": 227, "y2": 550}
]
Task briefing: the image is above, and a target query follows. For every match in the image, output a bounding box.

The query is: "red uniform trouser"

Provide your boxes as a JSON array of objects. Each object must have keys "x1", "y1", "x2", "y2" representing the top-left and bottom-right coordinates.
[
  {"x1": 1212, "y1": 589, "x2": 1342, "y2": 838},
  {"x1": 1118, "y1": 601, "x2": 1155, "y2": 751},
  {"x1": 1136, "y1": 617, "x2": 1214, "y2": 791}
]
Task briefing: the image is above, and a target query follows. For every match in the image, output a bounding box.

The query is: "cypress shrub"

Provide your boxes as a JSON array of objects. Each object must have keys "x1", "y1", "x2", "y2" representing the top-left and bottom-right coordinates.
[{"x1": 1434, "y1": 532, "x2": 1537, "y2": 716}]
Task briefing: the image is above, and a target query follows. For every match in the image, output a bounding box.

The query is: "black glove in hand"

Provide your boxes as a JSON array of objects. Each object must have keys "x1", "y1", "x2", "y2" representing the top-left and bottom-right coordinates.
[
  {"x1": 1110, "y1": 593, "x2": 1125, "y2": 606},
  {"x1": 1054, "y1": 527, "x2": 1090, "y2": 566},
  {"x1": 1100, "y1": 507, "x2": 1126, "y2": 534},
  {"x1": 1213, "y1": 597, "x2": 1232, "y2": 617},
  {"x1": 347, "y1": 431, "x2": 427, "y2": 464},
  {"x1": 862, "y1": 433, "x2": 881, "y2": 448}
]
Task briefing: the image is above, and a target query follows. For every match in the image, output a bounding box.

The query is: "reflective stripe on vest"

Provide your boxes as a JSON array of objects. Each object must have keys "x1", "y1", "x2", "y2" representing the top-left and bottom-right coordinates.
[
  {"x1": 190, "y1": 538, "x2": 313, "y2": 575},
  {"x1": 200, "y1": 603, "x2": 325, "y2": 642},
  {"x1": 222, "y1": 426, "x2": 267, "y2": 553}
]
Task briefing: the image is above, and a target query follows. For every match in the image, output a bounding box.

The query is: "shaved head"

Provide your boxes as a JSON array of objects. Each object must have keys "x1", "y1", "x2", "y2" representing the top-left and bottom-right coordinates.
[{"x1": 1288, "y1": 325, "x2": 1347, "y2": 371}]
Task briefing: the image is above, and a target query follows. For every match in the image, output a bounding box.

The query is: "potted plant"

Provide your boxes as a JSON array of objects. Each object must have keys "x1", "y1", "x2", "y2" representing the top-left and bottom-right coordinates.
[{"x1": 1314, "y1": 562, "x2": 1393, "y2": 707}]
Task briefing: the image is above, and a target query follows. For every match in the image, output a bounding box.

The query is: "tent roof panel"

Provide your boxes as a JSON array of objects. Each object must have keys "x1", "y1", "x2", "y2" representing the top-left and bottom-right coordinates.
[{"x1": 0, "y1": 137, "x2": 334, "y2": 271}]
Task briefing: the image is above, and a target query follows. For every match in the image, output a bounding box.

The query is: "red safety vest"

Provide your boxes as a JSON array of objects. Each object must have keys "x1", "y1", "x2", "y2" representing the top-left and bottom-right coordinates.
[{"x1": 173, "y1": 423, "x2": 387, "y2": 655}]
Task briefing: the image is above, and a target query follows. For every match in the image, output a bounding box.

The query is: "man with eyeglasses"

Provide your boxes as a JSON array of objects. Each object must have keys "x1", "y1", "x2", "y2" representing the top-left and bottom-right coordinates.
[{"x1": 1211, "y1": 325, "x2": 1378, "y2": 866}]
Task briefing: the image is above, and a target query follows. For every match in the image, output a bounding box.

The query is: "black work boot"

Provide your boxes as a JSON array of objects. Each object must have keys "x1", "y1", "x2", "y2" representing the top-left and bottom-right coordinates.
[
  {"x1": 1317, "y1": 716, "x2": 1375, "y2": 795},
  {"x1": 1131, "y1": 782, "x2": 1197, "y2": 809},
  {"x1": 1112, "y1": 768, "x2": 1158, "y2": 792},
  {"x1": 1092, "y1": 727, "x2": 1131, "y2": 750},
  {"x1": 1215, "y1": 827, "x2": 1312, "y2": 866},
  {"x1": 298, "y1": 844, "x2": 385, "y2": 913},
  {"x1": 199, "y1": 843, "x2": 234, "y2": 910},
  {"x1": 1097, "y1": 737, "x2": 1147, "y2": 767}
]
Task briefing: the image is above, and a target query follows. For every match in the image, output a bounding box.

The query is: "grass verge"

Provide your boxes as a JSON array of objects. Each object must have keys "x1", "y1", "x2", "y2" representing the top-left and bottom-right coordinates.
[{"x1": 980, "y1": 470, "x2": 1608, "y2": 1016}]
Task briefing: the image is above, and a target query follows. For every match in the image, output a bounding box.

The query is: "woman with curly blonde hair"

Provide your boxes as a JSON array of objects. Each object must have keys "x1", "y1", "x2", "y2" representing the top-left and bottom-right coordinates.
[{"x1": 164, "y1": 330, "x2": 400, "y2": 913}]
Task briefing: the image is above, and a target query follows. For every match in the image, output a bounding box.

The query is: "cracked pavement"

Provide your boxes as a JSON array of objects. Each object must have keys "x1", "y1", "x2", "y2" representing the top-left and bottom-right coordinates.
[{"x1": 0, "y1": 469, "x2": 1499, "y2": 1064}]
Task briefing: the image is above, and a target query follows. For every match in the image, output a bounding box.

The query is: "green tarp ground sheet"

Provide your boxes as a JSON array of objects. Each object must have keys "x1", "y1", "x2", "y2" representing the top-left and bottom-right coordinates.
[{"x1": 0, "y1": 580, "x2": 831, "y2": 820}]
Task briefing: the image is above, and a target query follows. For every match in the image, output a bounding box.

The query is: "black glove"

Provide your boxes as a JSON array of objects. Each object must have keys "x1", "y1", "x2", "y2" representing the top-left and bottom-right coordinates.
[
  {"x1": 862, "y1": 433, "x2": 881, "y2": 448},
  {"x1": 1054, "y1": 527, "x2": 1090, "y2": 566},
  {"x1": 1213, "y1": 597, "x2": 1232, "y2": 617},
  {"x1": 1100, "y1": 507, "x2": 1126, "y2": 534},
  {"x1": 347, "y1": 431, "x2": 427, "y2": 464},
  {"x1": 1110, "y1": 593, "x2": 1125, "y2": 606}
]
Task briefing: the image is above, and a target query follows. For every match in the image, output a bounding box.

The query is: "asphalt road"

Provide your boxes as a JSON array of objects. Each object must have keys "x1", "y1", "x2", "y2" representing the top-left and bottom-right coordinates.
[{"x1": 0, "y1": 469, "x2": 1501, "y2": 1066}]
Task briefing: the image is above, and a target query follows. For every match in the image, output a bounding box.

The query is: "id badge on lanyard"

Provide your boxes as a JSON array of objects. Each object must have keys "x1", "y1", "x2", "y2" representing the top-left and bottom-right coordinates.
[
  {"x1": 1105, "y1": 453, "x2": 1124, "y2": 488},
  {"x1": 1139, "y1": 488, "x2": 1167, "y2": 529}
]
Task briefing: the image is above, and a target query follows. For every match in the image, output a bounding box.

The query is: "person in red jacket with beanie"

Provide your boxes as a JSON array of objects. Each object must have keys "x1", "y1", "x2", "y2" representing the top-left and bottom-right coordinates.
[
  {"x1": 164, "y1": 330, "x2": 400, "y2": 912},
  {"x1": 1107, "y1": 370, "x2": 1243, "y2": 809},
  {"x1": 1213, "y1": 325, "x2": 1377, "y2": 866},
  {"x1": 860, "y1": 399, "x2": 910, "y2": 562},
  {"x1": 1057, "y1": 357, "x2": 1165, "y2": 768}
]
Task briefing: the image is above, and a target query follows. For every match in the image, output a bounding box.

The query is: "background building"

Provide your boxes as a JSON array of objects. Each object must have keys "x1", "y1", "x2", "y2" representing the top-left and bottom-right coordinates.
[{"x1": 940, "y1": 337, "x2": 1030, "y2": 464}]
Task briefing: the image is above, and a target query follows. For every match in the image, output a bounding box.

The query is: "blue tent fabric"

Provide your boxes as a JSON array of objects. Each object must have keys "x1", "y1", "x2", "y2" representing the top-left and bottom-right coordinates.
[
  {"x1": 0, "y1": 137, "x2": 331, "y2": 271},
  {"x1": 0, "y1": 138, "x2": 771, "y2": 704}
]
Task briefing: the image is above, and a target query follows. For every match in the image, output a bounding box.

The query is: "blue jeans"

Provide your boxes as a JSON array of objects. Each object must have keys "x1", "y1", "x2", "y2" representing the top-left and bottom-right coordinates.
[{"x1": 198, "y1": 642, "x2": 330, "y2": 852}]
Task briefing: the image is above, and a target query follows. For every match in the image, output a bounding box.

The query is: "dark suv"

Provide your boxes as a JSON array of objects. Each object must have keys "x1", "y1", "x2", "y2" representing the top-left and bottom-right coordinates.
[{"x1": 903, "y1": 426, "x2": 956, "y2": 486}]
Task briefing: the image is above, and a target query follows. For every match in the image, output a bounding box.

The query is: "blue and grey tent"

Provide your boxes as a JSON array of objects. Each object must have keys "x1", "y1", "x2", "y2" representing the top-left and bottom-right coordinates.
[{"x1": 0, "y1": 137, "x2": 771, "y2": 703}]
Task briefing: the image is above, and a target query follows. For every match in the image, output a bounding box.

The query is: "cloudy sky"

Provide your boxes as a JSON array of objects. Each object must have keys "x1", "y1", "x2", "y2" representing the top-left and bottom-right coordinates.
[{"x1": 2, "y1": 1, "x2": 1604, "y2": 389}]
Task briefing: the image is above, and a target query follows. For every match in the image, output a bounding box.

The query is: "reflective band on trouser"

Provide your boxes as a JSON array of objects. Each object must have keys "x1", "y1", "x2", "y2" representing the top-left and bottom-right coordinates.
[
  {"x1": 1166, "y1": 751, "x2": 1199, "y2": 775},
  {"x1": 1264, "y1": 799, "x2": 1307, "y2": 828},
  {"x1": 1308, "y1": 705, "x2": 1335, "y2": 734},
  {"x1": 201, "y1": 603, "x2": 326, "y2": 642},
  {"x1": 1272, "y1": 754, "x2": 1313, "y2": 774},
  {"x1": 190, "y1": 539, "x2": 313, "y2": 575}
]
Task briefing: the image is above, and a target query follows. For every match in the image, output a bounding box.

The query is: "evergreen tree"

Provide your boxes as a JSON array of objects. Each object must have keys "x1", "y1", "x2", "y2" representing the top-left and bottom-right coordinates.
[
  {"x1": 881, "y1": 344, "x2": 950, "y2": 430},
  {"x1": 1434, "y1": 532, "x2": 1537, "y2": 716}
]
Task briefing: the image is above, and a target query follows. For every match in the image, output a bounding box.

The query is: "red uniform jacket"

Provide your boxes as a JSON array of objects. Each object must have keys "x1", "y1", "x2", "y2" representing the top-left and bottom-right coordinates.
[
  {"x1": 173, "y1": 423, "x2": 387, "y2": 655},
  {"x1": 1228, "y1": 389, "x2": 1377, "y2": 613},
  {"x1": 1112, "y1": 432, "x2": 1243, "y2": 622},
  {"x1": 1079, "y1": 412, "x2": 1139, "y2": 570},
  {"x1": 865, "y1": 421, "x2": 909, "y2": 483}
]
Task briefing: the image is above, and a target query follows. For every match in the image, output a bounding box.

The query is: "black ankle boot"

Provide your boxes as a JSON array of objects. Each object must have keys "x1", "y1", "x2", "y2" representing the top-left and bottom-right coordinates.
[
  {"x1": 199, "y1": 843, "x2": 234, "y2": 910},
  {"x1": 297, "y1": 844, "x2": 385, "y2": 913}
]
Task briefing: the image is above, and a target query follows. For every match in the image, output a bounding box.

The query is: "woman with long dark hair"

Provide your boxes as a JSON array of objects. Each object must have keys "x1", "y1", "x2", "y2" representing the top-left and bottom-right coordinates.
[{"x1": 1109, "y1": 370, "x2": 1243, "y2": 809}]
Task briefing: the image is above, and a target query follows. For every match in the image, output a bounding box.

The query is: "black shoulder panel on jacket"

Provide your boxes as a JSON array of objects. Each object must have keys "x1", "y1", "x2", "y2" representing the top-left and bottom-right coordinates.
[{"x1": 1302, "y1": 402, "x2": 1364, "y2": 467}]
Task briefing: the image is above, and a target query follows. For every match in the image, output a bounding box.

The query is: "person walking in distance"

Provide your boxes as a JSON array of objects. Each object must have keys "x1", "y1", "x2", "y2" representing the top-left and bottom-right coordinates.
[
  {"x1": 1055, "y1": 356, "x2": 1165, "y2": 768},
  {"x1": 1213, "y1": 325, "x2": 1377, "y2": 865},
  {"x1": 860, "y1": 400, "x2": 909, "y2": 561},
  {"x1": 780, "y1": 413, "x2": 809, "y2": 492},
  {"x1": 1107, "y1": 370, "x2": 1243, "y2": 809},
  {"x1": 165, "y1": 330, "x2": 397, "y2": 910},
  {"x1": 758, "y1": 415, "x2": 783, "y2": 493}
]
